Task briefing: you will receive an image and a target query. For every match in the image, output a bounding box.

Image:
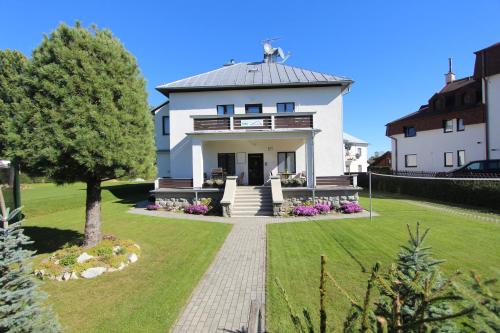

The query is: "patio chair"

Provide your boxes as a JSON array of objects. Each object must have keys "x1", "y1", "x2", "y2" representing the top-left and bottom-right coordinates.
[{"x1": 211, "y1": 168, "x2": 224, "y2": 180}]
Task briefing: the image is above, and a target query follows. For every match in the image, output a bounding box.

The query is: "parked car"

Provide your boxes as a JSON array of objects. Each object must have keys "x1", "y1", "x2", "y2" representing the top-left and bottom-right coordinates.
[{"x1": 448, "y1": 159, "x2": 500, "y2": 177}]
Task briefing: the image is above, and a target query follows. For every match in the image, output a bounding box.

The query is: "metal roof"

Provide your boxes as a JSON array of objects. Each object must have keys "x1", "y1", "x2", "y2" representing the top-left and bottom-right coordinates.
[
  {"x1": 343, "y1": 132, "x2": 368, "y2": 145},
  {"x1": 157, "y1": 62, "x2": 352, "y2": 94}
]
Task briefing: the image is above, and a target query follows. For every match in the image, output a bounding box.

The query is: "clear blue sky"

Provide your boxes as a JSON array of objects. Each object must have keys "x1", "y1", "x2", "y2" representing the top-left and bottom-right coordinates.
[{"x1": 1, "y1": 0, "x2": 499, "y2": 155}]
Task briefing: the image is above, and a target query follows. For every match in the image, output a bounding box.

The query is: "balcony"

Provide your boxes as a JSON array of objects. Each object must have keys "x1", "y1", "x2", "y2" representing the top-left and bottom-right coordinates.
[{"x1": 192, "y1": 112, "x2": 314, "y2": 132}]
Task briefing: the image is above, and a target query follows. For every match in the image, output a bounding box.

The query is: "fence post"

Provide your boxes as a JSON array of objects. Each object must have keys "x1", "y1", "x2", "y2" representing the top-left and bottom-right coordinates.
[{"x1": 369, "y1": 171, "x2": 372, "y2": 222}]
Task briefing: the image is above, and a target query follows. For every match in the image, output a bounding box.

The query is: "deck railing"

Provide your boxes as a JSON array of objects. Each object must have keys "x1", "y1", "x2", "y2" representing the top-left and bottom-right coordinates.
[{"x1": 192, "y1": 112, "x2": 314, "y2": 132}]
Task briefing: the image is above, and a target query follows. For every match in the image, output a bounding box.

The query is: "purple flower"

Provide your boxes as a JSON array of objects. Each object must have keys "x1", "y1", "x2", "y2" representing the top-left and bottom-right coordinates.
[
  {"x1": 292, "y1": 205, "x2": 319, "y2": 216},
  {"x1": 340, "y1": 202, "x2": 363, "y2": 214},
  {"x1": 313, "y1": 203, "x2": 331, "y2": 214},
  {"x1": 184, "y1": 204, "x2": 209, "y2": 215},
  {"x1": 147, "y1": 204, "x2": 161, "y2": 211}
]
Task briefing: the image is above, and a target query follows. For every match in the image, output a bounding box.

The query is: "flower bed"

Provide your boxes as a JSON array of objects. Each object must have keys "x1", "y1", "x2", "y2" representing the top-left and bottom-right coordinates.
[
  {"x1": 291, "y1": 202, "x2": 362, "y2": 216},
  {"x1": 340, "y1": 202, "x2": 363, "y2": 214},
  {"x1": 34, "y1": 236, "x2": 140, "y2": 281},
  {"x1": 184, "y1": 204, "x2": 209, "y2": 215}
]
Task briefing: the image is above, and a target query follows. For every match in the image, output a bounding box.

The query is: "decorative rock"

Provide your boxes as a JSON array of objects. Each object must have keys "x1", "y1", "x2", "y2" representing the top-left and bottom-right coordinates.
[
  {"x1": 56, "y1": 275, "x2": 63, "y2": 281},
  {"x1": 81, "y1": 267, "x2": 107, "y2": 279},
  {"x1": 127, "y1": 253, "x2": 138, "y2": 263},
  {"x1": 62, "y1": 272, "x2": 72, "y2": 281},
  {"x1": 107, "y1": 267, "x2": 117, "y2": 273},
  {"x1": 70, "y1": 272, "x2": 78, "y2": 280},
  {"x1": 77, "y1": 252, "x2": 94, "y2": 264},
  {"x1": 118, "y1": 262, "x2": 127, "y2": 270},
  {"x1": 112, "y1": 246, "x2": 122, "y2": 254}
]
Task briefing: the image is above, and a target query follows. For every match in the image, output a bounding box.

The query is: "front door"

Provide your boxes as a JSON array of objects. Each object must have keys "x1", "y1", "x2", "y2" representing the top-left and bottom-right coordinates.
[{"x1": 248, "y1": 153, "x2": 264, "y2": 185}]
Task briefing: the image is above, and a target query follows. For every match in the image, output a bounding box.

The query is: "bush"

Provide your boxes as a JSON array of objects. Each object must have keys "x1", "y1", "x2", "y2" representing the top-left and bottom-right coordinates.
[
  {"x1": 292, "y1": 205, "x2": 318, "y2": 216},
  {"x1": 59, "y1": 254, "x2": 78, "y2": 266},
  {"x1": 358, "y1": 173, "x2": 500, "y2": 210},
  {"x1": 184, "y1": 204, "x2": 209, "y2": 215},
  {"x1": 313, "y1": 203, "x2": 330, "y2": 214},
  {"x1": 340, "y1": 202, "x2": 363, "y2": 214}
]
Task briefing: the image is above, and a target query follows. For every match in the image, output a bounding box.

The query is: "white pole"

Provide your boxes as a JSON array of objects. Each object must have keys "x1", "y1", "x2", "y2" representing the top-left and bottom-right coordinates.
[{"x1": 369, "y1": 171, "x2": 372, "y2": 221}]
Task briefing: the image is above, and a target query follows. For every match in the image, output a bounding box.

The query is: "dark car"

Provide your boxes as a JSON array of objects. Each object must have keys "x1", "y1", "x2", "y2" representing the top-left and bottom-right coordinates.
[{"x1": 449, "y1": 159, "x2": 500, "y2": 177}]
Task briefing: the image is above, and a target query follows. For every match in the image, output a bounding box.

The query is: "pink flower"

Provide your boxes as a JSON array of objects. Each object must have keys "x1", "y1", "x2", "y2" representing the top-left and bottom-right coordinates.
[
  {"x1": 184, "y1": 204, "x2": 209, "y2": 215},
  {"x1": 340, "y1": 202, "x2": 363, "y2": 214}
]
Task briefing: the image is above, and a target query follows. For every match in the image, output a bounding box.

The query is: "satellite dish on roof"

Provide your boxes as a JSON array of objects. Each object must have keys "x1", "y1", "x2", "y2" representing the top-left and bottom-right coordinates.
[
  {"x1": 277, "y1": 47, "x2": 290, "y2": 63},
  {"x1": 262, "y1": 38, "x2": 291, "y2": 63}
]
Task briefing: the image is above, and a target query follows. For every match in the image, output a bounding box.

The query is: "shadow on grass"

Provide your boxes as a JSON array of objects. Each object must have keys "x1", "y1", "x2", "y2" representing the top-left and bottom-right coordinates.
[
  {"x1": 102, "y1": 182, "x2": 154, "y2": 205},
  {"x1": 24, "y1": 226, "x2": 83, "y2": 254}
]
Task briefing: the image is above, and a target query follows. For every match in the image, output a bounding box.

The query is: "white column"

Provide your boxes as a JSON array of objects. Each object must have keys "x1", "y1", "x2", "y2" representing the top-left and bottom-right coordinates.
[
  {"x1": 306, "y1": 134, "x2": 315, "y2": 188},
  {"x1": 192, "y1": 138, "x2": 204, "y2": 188}
]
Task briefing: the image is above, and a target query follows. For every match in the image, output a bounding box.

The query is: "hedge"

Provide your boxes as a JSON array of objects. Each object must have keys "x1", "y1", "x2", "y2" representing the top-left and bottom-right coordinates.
[{"x1": 358, "y1": 173, "x2": 500, "y2": 210}]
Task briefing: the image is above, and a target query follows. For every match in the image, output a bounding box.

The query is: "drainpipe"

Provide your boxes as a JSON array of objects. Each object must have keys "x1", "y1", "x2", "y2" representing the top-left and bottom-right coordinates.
[
  {"x1": 481, "y1": 51, "x2": 490, "y2": 160},
  {"x1": 390, "y1": 137, "x2": 398, "y2": 172}
]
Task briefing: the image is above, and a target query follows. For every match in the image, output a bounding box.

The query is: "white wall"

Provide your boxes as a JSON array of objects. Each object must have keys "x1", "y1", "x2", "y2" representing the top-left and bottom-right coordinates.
[
  {"x1": 391, "y1": 123, "x2": 486, "y2": 172},
  {"x1": 203, "y1": 139, "x2": 305, "y2": 184},
  {"x1": 344, "y1": 144, "x2": 368, "y2": 172},
  {"x1": 487, "y1": 73, "x2": 500, "y2": 159},
  {"x1": 167, "y1": 86, "x2": 345, "y2": 179},
  {"x1": 154, "y1": 103, "x2": 171, "y2": 178}
]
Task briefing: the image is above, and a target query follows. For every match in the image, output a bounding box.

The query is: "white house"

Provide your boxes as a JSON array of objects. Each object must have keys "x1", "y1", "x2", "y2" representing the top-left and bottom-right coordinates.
[
  {"x1": 386, "y1": 42, "x2": 500, "y2": 172},
  {"x1": 343, "y1": 132, "x2": 368, "y2": 173},
  {"x1": 151, "y1": 43, "x2": 361, "y2": 216}
]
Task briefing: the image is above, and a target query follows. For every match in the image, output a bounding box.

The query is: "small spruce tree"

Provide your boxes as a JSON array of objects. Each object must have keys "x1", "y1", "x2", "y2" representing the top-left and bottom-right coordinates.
[{"x1": 0, "y1": 188, "x2": 60, "y2": 333}]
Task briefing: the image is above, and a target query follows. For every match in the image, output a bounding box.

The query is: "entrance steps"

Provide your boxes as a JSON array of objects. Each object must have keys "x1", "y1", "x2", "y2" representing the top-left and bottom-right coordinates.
[{"x1": 232, "y1": 186, "x2": 273, "y2": 217}]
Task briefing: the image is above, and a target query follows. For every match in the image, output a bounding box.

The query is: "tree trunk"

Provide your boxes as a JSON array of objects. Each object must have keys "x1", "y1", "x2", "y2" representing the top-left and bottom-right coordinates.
[{"x1": 84, "y1": 178, "x2": 102, "y2": 247}]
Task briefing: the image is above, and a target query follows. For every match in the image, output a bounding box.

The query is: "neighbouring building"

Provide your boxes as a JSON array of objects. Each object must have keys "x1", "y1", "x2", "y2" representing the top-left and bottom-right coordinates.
[
  {"x1": 151, "y1": 43, "x2": 361, "y2": 216},
  {"x1": 368, "y1": 151, "x2": 391, "y2": 171},
  {"x1": 343, "y1": 132, "x2": 368, "y2": 173},
  {"x1": 386, "y1": 42, "x2": 500, "y2": 172}
]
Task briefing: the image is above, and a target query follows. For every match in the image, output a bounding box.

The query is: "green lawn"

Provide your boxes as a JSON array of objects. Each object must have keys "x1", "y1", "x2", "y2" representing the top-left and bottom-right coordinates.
[
  {"x1": 20, "y1": 182, "x2": 231, "y2": 332},
  {"x1": 266, "y1": 192, "x2": 500, "y2": 331}
]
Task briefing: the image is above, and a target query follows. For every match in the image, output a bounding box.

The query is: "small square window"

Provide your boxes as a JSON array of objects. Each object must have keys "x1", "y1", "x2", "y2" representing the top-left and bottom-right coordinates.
[
  {"x1": 444, "y1": 152, "x2": 453, "y2": 167},
  {"x1": 245, "y1": 104, "x2": 262, "y2": 114},
  {"x1": 217, "y1": 105, "x2": 234, "y2": 115},
  {"x1": 404, "y1": 126, "x2": 416, "y2": 137},
  {"x1": 405, "y1": 154, "x2": 417, "y2": 167},
  {"x1": 443, "y1": 120, "x2": 453, "y2": 133},
  {"x1": 277, "y1": 102, "x2": 295, "y2": 113},
  {"x1": 457, "y1": 150, "x2": 465, "y2": 166},
  {"x1": 162, "y1": 116, "x2": 170, "y2": 135},
  {"x1": 457, "y1": 118, "x2": 464, "y2": 131}
]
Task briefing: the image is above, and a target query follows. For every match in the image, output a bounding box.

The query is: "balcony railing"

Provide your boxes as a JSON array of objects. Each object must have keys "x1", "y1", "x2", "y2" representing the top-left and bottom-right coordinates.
[{"x1": 192, "y1": 112, "x2": 314, "y2": 132}]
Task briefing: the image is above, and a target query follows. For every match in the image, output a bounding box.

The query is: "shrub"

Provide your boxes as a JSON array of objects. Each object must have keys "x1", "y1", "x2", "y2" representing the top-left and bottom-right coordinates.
[
  {"x1": 59, "y1": 254, "x2": 78, "y2": 266},
  {"x1": 292, "y1": 205, "x2": 318, "y2": 216},
  {"x1": 146, "y1": 204, "x2": 160, "y2": 210},
  {"x1": 313, "y1": 203, "x2": 330, "y2": 214},
  {"x1": 95, "y1": 247, "x2": 113, "y2": 257},
  {"x1": 340, "y1": 202, "x2": 363, "y2": 214},
  {"x1": 215, "y1": 179, "x2": 225, "y2": 187},
  {"x1": 184, "y1": 204, "x2": 209, "y2": 215},
  {"x1": 205, "y1": 179, "x2": 215, "y2": 187}
]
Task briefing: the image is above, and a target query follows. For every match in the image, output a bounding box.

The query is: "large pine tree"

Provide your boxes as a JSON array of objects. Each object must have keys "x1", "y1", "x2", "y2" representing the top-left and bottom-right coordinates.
[{"x1": 18, "y1": 23, "x2": 155, "y2": 247}]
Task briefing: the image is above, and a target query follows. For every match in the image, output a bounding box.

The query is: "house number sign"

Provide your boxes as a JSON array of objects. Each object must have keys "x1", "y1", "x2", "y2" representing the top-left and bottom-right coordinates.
[{"x1": 240, "y1": 119, "x2": 264, "y2": 127}]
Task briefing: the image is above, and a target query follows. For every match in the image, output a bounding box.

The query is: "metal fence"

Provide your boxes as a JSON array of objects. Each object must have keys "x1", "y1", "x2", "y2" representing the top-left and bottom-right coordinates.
[{"x1": 362, "y1": 170, "x2": 500, "y2": 179}]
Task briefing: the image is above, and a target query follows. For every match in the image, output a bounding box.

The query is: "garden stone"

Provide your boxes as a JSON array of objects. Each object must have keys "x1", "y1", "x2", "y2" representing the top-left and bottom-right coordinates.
[
  {"x1": 81, "y1": 267, "x2": 107, "y2": 279},
  {"x1": 77, "y1": 252, "x2": 94, "y2": 264},
  {"x1": 118, "y1": 262, "x2": 127, "y2": 270},
  {"x1": 62, "y1": 272, "x2": 71, "y2": 281},
  {"x1": 127, "y1": 253, "x2": 138, "y2": 263},
  {"x1": 56, "y1": 275, "x2": 63, "y2": 281},
  {"x1": 70, "y1": 272, "x2": 78, "y2": 280},
  {"x1": 112, "y1": 246, "x2": 122, "y2": 254}
]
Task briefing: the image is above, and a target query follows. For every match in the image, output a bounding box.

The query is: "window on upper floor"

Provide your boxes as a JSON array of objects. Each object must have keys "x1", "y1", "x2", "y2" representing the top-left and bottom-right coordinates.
[
  {"x1": 444, "y1": 152, "x2": 453, "y2": 167},
  {"x1": 457, "y1": 150, "x2": 465, "y2": 167},
  {"x1": 217, "y1": 104, "x2": 234, "y2": 115},
  {"x1": 404, "y1": 126, "x2": 416, "y2": 137},
  {"x1": 162, "y1": 116, "x2": 170, "y2": 135},
  {"x1": 356, "y1": 148, "x2": 362, "y2": 156},
  {"x1": 457, "y1": 118, "x2": 465, "y2": 131},
  {"x1": 443, "y1": 119, "x2": 453, "y2": 133},
  {"x1": 245, "y1": 104, "x2": 262, "y2": 114},
  {"x1": 405, "y1": 154, "x2": 417, "y2": 168},
  {"x1": 277, "y1": 102, "x2": 295, "y2": 113}
]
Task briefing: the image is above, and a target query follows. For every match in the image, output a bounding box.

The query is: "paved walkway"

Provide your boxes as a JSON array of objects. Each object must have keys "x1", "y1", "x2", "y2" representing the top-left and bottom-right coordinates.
[{"x1": 129, "y1": 208, "x2": 372, "y2": 333}]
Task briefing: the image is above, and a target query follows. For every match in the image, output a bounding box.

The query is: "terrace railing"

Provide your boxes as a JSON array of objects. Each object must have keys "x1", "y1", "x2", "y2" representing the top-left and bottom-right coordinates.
[{"x1": 192, "y1": 112, "x2": 314, "y2": 132}]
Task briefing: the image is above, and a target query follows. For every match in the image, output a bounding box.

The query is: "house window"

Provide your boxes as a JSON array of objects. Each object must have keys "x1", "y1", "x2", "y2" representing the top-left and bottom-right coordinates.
[
  {"x1": 245, "y1": 104, "x2": 262, "y2": 114},
  {"x1": 358, "y1": 165, "x2": 362, "y2": 172},
  {"x1": 277, "y1": 152, "x2": 296, "y2": 174},
  {"x1": 457, "y1": 118, "x2": 464, "y2": 131},
  {"x1": 217, "y1": 153, "x2": 236, "y2": 176},
  {"x1": 162, "y1": 116, "x2": 170, "y2": 135},
  {"x1": 443, "y1": 120, "x2": 453, "y2": 133},
  {"x1": 457, "y1": 150, "x2": 465, "y2": 167},
  {"x1": 217, "y1": 104, "x2": 234, "y2": 115},
  {"x1": 277, "y1": 102, "x2": 295, "y2": 113},
  {"x1": 444, "y1": 152, "x2": 453, "y2": 167},
  {"x1": 405, "y1": 154, "x2": 417, "y2": 168},
  {"x1": 356, "y1": 148, "x2": 362, "y2": 156},
  {"x1": 404, "y1": 126, "x2": 416, "y2": 137}
]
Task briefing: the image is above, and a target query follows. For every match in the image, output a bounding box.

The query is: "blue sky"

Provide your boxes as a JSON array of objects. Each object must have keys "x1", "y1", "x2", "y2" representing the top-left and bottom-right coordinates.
[{"x1": 1, "y1": 0, "x2": 499, "y2": 154}]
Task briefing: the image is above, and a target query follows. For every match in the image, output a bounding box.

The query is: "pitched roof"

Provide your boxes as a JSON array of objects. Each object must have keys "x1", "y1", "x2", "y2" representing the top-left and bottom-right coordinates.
[
  {"x1": 343, "y1": 132, "x2": 368, "y2": 145},
  {"x1": 150, "y1": 100, "x2": 169, "y2": 115},
  {"x1": 157, "y1": 62, "x2": 352, "y2": 94},
  {"x1": 438, "y1": 76, "x2": 476, "y2": 94}
]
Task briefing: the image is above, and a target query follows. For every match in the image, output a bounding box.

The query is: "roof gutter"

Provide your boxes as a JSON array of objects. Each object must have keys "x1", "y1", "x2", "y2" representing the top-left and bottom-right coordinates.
[{"x1": 481, "y1": 51, "x2": 490, "y2": 160}]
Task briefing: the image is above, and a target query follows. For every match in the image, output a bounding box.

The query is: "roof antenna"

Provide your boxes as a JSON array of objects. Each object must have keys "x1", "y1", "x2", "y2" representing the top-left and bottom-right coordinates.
[
  {"x1": 262, "y1": 38, "x2": 291, "y2": 63},
  {"x1": 445, "y1": 57, "x2": 455, "y2": 84}
]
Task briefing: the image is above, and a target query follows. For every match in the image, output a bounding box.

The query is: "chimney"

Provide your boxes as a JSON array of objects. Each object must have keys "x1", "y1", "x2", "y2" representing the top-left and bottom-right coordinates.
[{"x1": 445, "y1": 58, "x2": 455, "y2": 84}]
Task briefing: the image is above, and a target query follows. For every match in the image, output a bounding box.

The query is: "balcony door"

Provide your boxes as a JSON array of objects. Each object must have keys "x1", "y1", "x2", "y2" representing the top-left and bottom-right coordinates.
[{"x1": 247, "y1": 153, "x2": 264, "y2": 185}]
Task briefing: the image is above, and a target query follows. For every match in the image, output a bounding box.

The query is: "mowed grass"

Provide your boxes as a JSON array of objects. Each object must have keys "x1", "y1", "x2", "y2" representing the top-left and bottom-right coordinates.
[
  {"x1": 266, "y1": 192, "x2": 500, "y2": 332},
  {"x1": 20, "y1": 182, "x2": 231, "y2": 333}
]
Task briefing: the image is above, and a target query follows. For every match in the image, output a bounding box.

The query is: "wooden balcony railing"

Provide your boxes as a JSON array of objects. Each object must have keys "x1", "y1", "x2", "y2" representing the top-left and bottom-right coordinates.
[{"x1": 192, "y1": 112, "x2": 314, "y2": 132}]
